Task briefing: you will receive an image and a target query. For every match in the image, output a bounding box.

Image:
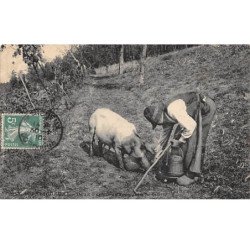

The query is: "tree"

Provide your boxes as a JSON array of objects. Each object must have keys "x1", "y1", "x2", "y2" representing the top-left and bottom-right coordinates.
[
  {"x1": 139, "y1": 45, "x2": 147, "y2": 85},
  {"x1": 69, "y1": 45, "x2": 87, "y2": 77},
  {"x1": 19, "y1": 73, "x2": 35, "y2": 109},
  {"x1": 119, "y1": 45, "x2": 124, "y2": 74}
]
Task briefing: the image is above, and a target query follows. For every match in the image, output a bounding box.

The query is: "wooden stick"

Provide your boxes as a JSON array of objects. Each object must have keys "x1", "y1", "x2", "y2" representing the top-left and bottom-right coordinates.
[
  {"x1": 133, "y1": 143, "x2": 171, "y2": 194},
  {"x1": 134, "y1": 124, "x2": 179, "y2": 194}
]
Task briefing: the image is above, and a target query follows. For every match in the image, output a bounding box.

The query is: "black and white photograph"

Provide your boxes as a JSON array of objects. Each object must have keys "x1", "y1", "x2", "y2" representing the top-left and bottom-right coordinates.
[{"x1": 0, "y1": 44, "x2": 249, "y2": 199}]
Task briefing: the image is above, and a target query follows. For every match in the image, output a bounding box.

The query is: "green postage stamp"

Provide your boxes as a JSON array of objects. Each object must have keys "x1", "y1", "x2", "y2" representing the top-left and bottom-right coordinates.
[{"x1": 1, "y1": 113, "x2": 43, "y2": 149}]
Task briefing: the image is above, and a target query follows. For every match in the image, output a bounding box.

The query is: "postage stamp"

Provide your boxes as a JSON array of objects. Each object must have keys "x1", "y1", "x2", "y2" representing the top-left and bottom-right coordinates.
[{"x1": 1, "y1": 113, "x2": 43, "y2": 149}]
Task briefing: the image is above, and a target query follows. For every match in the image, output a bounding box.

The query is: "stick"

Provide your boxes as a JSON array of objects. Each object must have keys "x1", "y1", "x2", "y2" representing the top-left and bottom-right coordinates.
[
  {"x1": 133, "y1": 124, "x2": 179, "y2": 194},
  {"x1": 133, "y1": 143, "x2": 171, "y2": 194}
]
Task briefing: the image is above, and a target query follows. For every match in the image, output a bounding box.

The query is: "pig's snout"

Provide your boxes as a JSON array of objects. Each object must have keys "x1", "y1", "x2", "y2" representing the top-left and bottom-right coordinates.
[{"x1": 140, "y1": 155, "x2": 151, "y2": 170}]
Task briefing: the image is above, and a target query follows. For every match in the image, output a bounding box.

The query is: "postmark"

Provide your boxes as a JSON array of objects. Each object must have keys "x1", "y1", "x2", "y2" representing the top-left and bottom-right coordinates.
[
  {"x1": 40, "y1": 109, "x2": 63, "y2": 151},
  {"x1": 1, "y1": 113, "x2": 43, "y2": 149}
]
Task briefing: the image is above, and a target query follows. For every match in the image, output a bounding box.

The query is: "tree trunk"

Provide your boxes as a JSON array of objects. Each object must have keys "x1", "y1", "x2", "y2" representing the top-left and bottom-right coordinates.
[
  {"x1": 128, "y1": 45, "x2": 131, "y2": 60},
  {"x1": 69, "y1": 50, "x2": 87, "y2": 77},
  {"x1": 19, "y1": 73, "x2": 36, "y2": 109},
  {"x1": 139, "y1": 45, "x2": 147, "y2": 85},
  {"x1": 32, "y1": 63, "x2": 51, "y2": 100},
  {"x1": 119, "y1": 45, "x2": 124, "y2": 74}
]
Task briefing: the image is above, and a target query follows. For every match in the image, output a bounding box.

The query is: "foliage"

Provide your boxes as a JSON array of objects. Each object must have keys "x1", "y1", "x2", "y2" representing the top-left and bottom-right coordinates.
[
  {"x1": 68, "y1": 45, "x2": 196, "y2": 70},
  {"x1": 13, "y1": 45, "x2": 43, "y2": 66}
]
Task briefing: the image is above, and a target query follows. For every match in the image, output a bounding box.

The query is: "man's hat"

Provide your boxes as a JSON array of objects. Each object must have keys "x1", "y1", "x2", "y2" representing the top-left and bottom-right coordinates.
[{"x1": 144, "y1": 102, "x2": 165, "y2": 129}]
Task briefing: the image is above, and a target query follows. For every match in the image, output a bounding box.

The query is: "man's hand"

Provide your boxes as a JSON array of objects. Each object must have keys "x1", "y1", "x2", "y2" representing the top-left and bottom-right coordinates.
[
  {"x1": 199, "y1": 93, "x2": 206, "y2": 103},
  {"x1": 170, "y1": 139, "x2": 184, "y2": 148}
]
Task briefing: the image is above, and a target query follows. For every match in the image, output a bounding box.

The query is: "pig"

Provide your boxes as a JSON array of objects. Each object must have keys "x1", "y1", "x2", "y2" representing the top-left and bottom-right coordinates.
[{"x1": 89, "y1": 108, "x2": 153, "y2": 170}]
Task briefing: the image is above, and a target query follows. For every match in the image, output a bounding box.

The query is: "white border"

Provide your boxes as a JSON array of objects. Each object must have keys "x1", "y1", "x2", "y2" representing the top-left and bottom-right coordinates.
[
  {"x1": 0, "y1": 200, "x2": 249, "y2": 250},
  {"x1": 0, "y1": 1, "x2": 250, "y2": 44},
  {"x1": 0, "y1": 1, "x2": 249, "y2": 250}
]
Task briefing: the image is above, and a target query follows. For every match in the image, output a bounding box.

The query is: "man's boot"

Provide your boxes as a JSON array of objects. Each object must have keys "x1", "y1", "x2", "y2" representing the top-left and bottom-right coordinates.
[{"x1": 177, "y1": 172, "x2": 199, "y2": 186}]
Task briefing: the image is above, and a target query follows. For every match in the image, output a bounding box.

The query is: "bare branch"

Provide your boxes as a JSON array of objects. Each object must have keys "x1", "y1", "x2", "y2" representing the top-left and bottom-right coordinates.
[{"x1": 19, "y1": 73, "x2": 35, "y2": 109}]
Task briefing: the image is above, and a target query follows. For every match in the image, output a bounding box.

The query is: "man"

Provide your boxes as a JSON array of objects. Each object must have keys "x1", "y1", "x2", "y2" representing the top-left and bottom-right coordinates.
[{"x1": 144, "y1": 91, "x2": 216, "y2": 186}]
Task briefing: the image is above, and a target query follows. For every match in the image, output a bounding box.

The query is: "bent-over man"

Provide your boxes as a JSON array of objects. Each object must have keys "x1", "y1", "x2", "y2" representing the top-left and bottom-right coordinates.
[{"x1": 144, "y1": 91, "x2": 216, "y2": 186}]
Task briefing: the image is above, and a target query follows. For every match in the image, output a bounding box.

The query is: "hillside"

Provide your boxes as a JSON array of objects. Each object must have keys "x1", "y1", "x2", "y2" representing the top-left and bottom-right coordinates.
[{"x1": 0, "y1": 45, "x2": 249, "y2": 199}]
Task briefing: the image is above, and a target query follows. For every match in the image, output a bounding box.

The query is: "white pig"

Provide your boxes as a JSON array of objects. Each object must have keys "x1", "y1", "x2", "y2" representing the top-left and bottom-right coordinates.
[{"x1": 89, "y1": 108, "x2": 152, "y2": 170}]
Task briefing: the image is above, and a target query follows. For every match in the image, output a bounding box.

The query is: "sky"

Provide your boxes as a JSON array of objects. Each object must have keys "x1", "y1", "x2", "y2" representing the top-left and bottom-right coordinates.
[{"x1": 0, "y1": 45, "x2": 70, "y2": 83}]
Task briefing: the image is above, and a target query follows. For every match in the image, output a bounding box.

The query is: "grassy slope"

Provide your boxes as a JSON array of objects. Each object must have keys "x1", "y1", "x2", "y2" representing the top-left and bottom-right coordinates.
[{"x1": 0, "y1": 45, "x2": 249, "y2": 199}]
